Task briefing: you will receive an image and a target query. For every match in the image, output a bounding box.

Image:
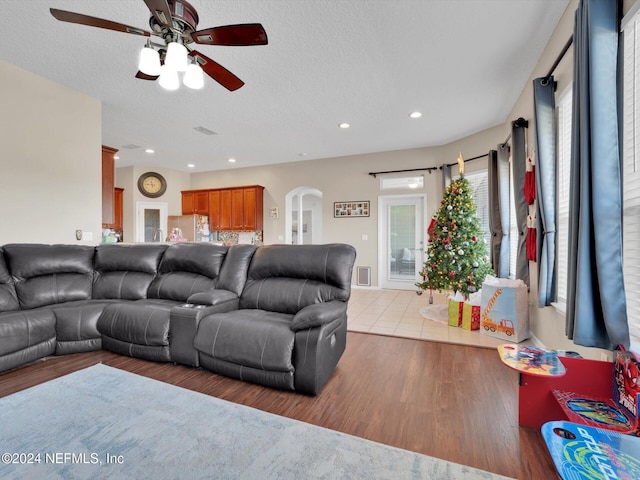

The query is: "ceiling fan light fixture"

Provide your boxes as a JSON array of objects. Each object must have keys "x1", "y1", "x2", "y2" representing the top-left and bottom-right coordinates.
[
  {"x1": 138, "y1": 45, "x2": 161, "y2": 76},
  {"x1": 165, "y1": 42, "x2": 188, "y2": 72},
  {"x1": 183, "y1": 62, "x2": 205, "y2": 90},
  {"x1": 158, "y1": 65, "x2": 180, "y2": 91}
]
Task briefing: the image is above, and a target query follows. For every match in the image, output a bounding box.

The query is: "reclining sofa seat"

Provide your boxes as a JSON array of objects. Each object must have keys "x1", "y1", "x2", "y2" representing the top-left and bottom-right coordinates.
[
  {"x1": 96, "y1": 243, "x2": 256, "y2": 362},
  {"x1": 194, "y1": 243, "x2": 356, "y2": 395},
  {"x1": 0, "y1": 244, "x2": 97, "y2": 370}
]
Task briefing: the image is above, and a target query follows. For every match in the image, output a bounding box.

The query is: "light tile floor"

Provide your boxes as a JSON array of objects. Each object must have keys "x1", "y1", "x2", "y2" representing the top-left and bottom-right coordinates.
[{"x1": 347, "y1": 288, "x2": 505, "y2": 349}]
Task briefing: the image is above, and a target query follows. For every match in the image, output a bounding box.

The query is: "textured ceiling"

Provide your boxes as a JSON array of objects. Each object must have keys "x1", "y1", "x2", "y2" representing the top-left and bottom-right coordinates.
[{"x1": 0, "y1": 0, "x2": 570, "y2": 172}]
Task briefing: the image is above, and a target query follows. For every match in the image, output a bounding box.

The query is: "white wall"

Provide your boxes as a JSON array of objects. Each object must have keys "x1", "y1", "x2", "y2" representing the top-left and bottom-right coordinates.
[
  {"x1": 115, "y1": 165, "x2": 191, "y2": 243},
  {"x1": 0, "y1": 61, "x2": 101, "y2": 245}
]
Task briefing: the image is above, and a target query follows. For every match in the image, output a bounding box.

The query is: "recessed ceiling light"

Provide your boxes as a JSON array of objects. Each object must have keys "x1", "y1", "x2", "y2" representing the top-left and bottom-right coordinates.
[
  {"x1": 409, "y1": 111, "x2": 422, "y2": 119},
  {"x1": 187, "y1": 163, "x2": 195, "y2": 168},
  {"x1": 228, "y1": 158, "x2": 236, "y2": 163},
  {"x1": 299, "y1": 153, "x2": 308, "y2": 157},
  {"x1": 114, "y1": 155, "x2": 120, "y2": 160},
  {"x1": 339, "y1": 123, "x2": 350, "y2": 129},
  {"x1": 145, "y1": 148, "x2": 154, "y2": 154}
]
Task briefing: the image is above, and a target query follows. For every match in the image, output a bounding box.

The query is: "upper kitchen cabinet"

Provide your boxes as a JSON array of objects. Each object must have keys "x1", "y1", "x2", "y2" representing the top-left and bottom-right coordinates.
[
  {"x1": 209, "y1": 189, "x2": 231, "y2": 230},
  {"x1": 101, "y1": 145, "x2": 118, "y2": 226},
  {"x1": 183, "y1": 186, "x2": 264, "y2": 231},
  {"x1": 231, "y1": 186, "x2": 264, "y2": 231},
  {"x1": 181, "y1": 190, "x2": 209, "y2": 215}
]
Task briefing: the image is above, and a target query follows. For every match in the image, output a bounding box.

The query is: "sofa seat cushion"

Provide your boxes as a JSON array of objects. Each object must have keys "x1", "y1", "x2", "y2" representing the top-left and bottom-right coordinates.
[
  {"x1": 0, "y1": 309, "x2": 56, "y2": 356},
  {"x1": 97, "y1": 300, "x2": 179, "y2": 348},
  {"x1": 52, "y1": 300, "x2": 117, "y2": 354},
  {"x1": 194, "y1": 309, "x2": 295, "y2": 373}
]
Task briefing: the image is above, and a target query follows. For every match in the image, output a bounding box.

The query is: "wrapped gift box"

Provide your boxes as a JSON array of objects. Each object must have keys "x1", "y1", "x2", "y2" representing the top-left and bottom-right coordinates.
[{"x1": 480, "y1": 276, "x2": 529, "y2": 342}]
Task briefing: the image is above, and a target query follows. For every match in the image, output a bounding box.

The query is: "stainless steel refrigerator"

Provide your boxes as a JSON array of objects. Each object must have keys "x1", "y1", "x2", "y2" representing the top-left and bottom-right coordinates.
[{"x1": 167, "y1": 215, "x2": 210, "y2": 242}]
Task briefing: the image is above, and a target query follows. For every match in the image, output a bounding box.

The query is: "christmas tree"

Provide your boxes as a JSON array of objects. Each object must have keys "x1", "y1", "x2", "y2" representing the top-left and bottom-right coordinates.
[{"x1": 416, "y1": 155, "x2": 493, "y2": 299}]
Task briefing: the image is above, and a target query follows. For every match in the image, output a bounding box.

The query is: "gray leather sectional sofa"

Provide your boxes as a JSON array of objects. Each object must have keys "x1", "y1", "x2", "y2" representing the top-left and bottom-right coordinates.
[{"x1": 0, "y1": 242, "x2": 356, "y2": 395}]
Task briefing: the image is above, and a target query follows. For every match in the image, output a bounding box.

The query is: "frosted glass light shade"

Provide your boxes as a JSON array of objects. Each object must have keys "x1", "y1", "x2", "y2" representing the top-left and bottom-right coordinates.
[
  {"x1": 138, "y1": 46, "x2": 161, "y2": 76},
  {"x1": 158, "y1": 65, "x2": 180, "y2": 90},
  {"x1": 165, "y1": 42, "x2": 188, "y2": 72},
  {"x1": 183, "y1": 63, "x2": 204, "y2": 89}
]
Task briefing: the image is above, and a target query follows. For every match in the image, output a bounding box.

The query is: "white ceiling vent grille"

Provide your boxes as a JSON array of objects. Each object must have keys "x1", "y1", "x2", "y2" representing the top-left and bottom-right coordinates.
[
  {"x1": 193, "y1": 126, "x2": 217, "y2": 136},
  {"x1": 121, "y1": 144, "x2": 141, "y2": 149}
]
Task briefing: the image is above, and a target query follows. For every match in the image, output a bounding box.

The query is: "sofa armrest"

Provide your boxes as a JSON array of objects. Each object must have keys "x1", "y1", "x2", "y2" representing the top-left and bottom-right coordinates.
[
  {"x1": 291, "y1": 301, "x2": 347, "y2": 331},
  {"x1": 187, "y1": 289, "x2": 238, "y2": 307}
]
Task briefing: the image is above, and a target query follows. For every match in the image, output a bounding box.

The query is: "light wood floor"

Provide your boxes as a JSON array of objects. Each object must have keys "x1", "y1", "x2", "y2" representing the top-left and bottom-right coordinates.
[
  {"x1": 0, "y1": 333, "x2": 557, "y2": 479},
  {"x1": 348, "y1": 288, "x2": 507, "y2": 348}
]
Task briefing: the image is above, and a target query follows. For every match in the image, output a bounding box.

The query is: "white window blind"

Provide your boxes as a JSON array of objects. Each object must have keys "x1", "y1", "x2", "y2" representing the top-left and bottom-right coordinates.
[
  {"x1": 454, "y1": 170, "x2": 490, "y2": 250},
  {"x1": 622, "y1": 6, "x2": 640, "y2": 349},
  {"x1": 556, "y1": 87, "x2": 572, "y2": 305},
  {"x1": 508, "y1": 156, "x2": 518, "y2": 279}
]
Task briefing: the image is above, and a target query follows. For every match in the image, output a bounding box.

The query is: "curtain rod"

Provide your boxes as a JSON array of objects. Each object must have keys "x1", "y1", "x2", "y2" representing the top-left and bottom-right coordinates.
[
  {"x1": 440, "y1": 153, "x2": 488, "y2": 169},
  {"x1": 543, "y1": 35, "x2": 573, "y2": 85},
  {"x1": 440, "y1": 117, "x2": 528, "y2": 168},
  {"x1": 368, "y1": 166, "x2": 439, "y2": 178}
]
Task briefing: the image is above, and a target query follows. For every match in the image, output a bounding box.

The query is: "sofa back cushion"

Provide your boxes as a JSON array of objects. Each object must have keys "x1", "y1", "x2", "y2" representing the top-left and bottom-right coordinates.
[
  {"x1": 0, "y1": 248, "x2": 19, "y2": 312},
  {"x1": 93, "y1": 244, "x2": 168, "y2": 299},
  {"x1": 216, "y1": 244, "x2": 257, "y2": 296},
  {"x1": 3, "y1": 244, "x2": 95, "y2": 309},
  {"x1": 240, "y1": 244, "x2": 356, "y2": 314},
  {"x1": 147, "y1": 243, "x2": 228, "y2": 302}
]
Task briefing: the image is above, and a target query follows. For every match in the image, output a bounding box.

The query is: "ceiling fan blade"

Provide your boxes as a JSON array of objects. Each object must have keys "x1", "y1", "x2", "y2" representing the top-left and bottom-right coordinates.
[
  {"x1": 192, "y1": 24, "x2": 268, "y2": 46},
  {"x1": 135, "y1": 71, "x2": 159, "y2": 81},
  {"x1": 189, "y1": 51, "x2": 244, "y2": 91},
  {"x1": 143, "y1": 0, "x2": 173, "y2": 28},
  {"x1": 50, "y1": 9, "x2": 150, "y2": 37}
]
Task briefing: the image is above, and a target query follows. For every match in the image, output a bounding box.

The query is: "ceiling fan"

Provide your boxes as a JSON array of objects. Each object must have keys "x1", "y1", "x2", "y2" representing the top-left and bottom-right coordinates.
[{"x1": 50, "y1": 0, "x2": 268, "y2": 91}]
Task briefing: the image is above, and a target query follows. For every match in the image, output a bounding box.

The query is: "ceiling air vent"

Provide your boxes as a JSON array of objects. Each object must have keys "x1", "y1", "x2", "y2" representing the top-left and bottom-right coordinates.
[
  {"x1": 121, "y1": 144, "x2": 141, "y2": 150},
  {"x1": 193, "y1": 126, "x2": 217, "y2": 136}
]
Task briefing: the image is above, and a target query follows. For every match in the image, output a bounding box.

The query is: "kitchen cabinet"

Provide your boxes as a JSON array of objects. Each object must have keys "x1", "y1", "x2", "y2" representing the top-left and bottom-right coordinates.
[
  {"x1": 242, "y1": 186, "x2": 264, "y2": 231},
  {"x1": 182, "y1": 186, "x2": 264, "y2": 231},
  {"x1": 208, "y1": 189, "x2": 231, "y2": 230},
  {"x1": 181, "y1": 190, "x2": 209, "y2": 215},
  {"x1": 231, "y1": 186, "x2": 264, "y2": 231},
  {"x1": 113, "y1": 188, "x2": 124, "y2": 232},
  {"x1": 102, "y1": 145, "x2": 118, "y2": 225}
]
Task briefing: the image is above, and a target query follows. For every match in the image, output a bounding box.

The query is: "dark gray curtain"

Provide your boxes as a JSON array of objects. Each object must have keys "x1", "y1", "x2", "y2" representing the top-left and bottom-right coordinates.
[
  {"x1": 487, "y1": 150, "x2": 502, "y2": 273},
  {"x1": 442, "y1": 163, "x2": 452, "y2": 190},
  {"x1": 566, "y1": 0, "x2": 630, "y2": 349},
  {"x1": 511, "y1": 119, "x2": 529, "y2": 285},
  {"x1": 533, "y1": 78, "x2": 557, "y2": 306},
  {"x1": 488, "y1": 145, "x2": 510, "y2": 278}
]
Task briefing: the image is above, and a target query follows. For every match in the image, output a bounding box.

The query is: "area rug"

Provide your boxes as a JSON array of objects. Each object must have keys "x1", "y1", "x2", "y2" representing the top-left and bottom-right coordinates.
[{"x1": 0, "y1": 364, "x2": 514, "y2": 480}]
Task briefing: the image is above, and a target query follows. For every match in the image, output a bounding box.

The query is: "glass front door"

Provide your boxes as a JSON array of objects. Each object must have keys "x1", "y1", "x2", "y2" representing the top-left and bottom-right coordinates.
[{"x1": 379, "y1": 195, "x2": 425, "y2": 290}]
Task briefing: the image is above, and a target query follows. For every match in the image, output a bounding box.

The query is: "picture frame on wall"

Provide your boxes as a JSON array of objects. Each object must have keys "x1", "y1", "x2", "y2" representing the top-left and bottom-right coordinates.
[{"x1": 334, "y1": 201, "x2": 370, "y2": 218}]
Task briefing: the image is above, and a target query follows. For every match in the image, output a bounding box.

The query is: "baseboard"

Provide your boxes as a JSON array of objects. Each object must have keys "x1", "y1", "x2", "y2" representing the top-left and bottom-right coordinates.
[{"x1": 528, "y1": 332, "x2": 544, "y2": 349}]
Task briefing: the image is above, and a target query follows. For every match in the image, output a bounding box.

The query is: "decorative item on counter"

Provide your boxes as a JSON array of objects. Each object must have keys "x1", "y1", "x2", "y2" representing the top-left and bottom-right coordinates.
[
  {"x1": 168, "y1": 228, "x2": 186, "y2": 242},
  {"x1": 197, "y1": 216, "x2": 210, "y2": 241},
  {"x1": 102, "y1": 229, "x2": 118, "y2": 244}
]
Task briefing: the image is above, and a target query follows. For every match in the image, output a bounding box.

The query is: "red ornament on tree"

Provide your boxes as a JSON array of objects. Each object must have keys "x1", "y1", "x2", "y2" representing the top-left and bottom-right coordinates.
[
  {"x1": 471, "y1": 236, "x2": 477, "y2": 242},
  {"x1": 449, "y1": 271, "x2": 456, "y2": 277}
]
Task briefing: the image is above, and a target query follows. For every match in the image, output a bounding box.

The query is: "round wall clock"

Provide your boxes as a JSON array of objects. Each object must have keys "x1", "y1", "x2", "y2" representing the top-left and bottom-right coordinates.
[{"x1": 137, "y1": 172, "x2": 167, "y2": 198}]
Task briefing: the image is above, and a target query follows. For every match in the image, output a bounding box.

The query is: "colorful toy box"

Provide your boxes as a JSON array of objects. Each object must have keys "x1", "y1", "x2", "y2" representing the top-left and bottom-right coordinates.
[{"x1": 613, "y1": 346, "x2": 640, "y2": 435}]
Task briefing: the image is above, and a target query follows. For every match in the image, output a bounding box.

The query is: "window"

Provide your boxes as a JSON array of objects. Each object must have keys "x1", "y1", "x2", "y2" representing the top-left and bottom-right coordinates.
[
  {"x1": 380, "y1": 175, "x2": 424, "y2": 190},
  {"x1": 555, "y1": 87, "x2": 572, "y2": 306},
  {"x1": 453, "y1": 170, "x2": 491, "y2": 250},
  {"x1": 622, "y1": 5, "x2": 640, "y2": 348},
  {"x1": 508, "y1": 155, "x2": 518, "y2": 279}
]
